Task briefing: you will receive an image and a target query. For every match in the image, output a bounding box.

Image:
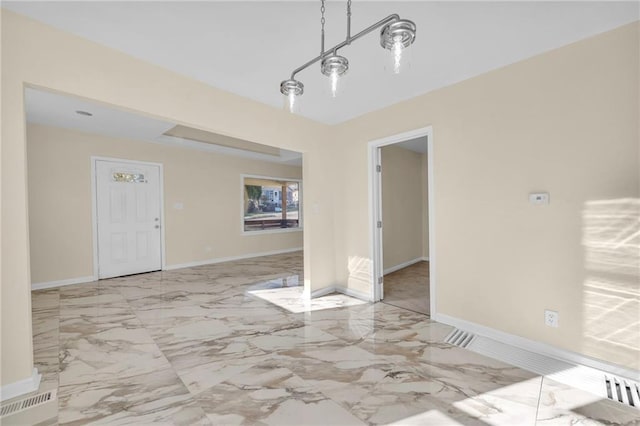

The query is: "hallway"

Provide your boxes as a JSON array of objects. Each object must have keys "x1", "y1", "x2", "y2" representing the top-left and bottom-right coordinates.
[{"x1": 383, "y1": 261, "x2": 430, "y2": 315}]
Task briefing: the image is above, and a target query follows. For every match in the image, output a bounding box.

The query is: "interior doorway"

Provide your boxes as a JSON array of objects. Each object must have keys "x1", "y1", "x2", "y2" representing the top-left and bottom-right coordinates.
[
  {"x1": 93, "y1": 158, "x2": 165, "y2": 279},
  {"x1": 369, "y1": 127, "x2": 434, "y2": 316}
]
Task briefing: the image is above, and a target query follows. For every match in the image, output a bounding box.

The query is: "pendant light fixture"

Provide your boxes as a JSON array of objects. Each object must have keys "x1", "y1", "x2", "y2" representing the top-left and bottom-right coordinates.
[
  {"x1": 321, "y1": 54, "x2": 348, "y2": 97},
  {"x1": 280, "y1": 0, "x2": 416, "y2": 112}
]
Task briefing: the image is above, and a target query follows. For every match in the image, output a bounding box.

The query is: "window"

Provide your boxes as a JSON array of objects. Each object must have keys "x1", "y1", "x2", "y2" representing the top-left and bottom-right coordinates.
[{"x1": 243, "y1": 176, "x2": 301, "y2": 233}]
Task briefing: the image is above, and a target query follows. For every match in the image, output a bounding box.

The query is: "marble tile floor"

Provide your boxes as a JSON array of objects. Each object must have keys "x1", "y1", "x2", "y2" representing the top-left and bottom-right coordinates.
[
  {"x1": 5, "y1": 252, "x2": 639, "y2": 425},
  {"x1": 383, "y1": 261, "x2": 430, "y2": 315}
]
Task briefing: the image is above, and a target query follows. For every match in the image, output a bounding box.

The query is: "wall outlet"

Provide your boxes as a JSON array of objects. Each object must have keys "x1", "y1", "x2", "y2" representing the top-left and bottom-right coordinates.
[{"x1": 545, "y1": 309, "x2": 559, "y2": 328}]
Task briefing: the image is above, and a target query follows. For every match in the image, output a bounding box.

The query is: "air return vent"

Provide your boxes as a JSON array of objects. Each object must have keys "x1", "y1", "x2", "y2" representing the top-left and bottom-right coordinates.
[
  {"x1": 0, "y1": 390, "x2": 56, "y2": 418},
  {"x1": 605, "y1": 375, "x2": 640, "y2": 409},
  {"x1": 444, "y1": 328, "x2": 476, "y2": 348}
]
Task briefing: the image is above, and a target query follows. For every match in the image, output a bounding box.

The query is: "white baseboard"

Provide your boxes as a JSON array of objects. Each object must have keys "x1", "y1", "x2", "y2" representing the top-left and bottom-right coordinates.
[
  {"x1": 0, "y1": 368, "x2": 41, "y2": 402},
  {"x1": 434, "y1": 313, "x2": 640, "y2": 382},
  {"x1": 309, "y1": 285, "x2": 372, "y2": 302},
  {"x1": 310, "y1": 286, "x2": 336, "y2": 298},
  {"x1": 163, "y1": 247, "x2": 303, "y2": 271},
  {"x1": 383, "y1": 257, "x2": 427, "y2": 275},
  {"x1": 31, "y1": 248, "x2": 303, "y2": 290},
  {"x1": 31, "y1": 276, "x2": 95, "y2": 291},
  {"x1": 335, "y1": 286, "x2": 372, "y2": 302}
]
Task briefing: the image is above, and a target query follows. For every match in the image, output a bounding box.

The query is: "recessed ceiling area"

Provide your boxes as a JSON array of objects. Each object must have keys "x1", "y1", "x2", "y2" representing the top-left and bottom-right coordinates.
[
  {"x1": 25, "y1": 88, "x2": 303, "y2": 165},
  {"x1": 5, "y1": 2, "x2": 638, "y2": 125}
]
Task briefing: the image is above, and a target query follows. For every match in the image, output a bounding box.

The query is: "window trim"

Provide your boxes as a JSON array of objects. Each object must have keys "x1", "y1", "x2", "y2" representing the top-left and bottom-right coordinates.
[{"x1": 240, "y1": 173, "x2": 303, "y2": 236}]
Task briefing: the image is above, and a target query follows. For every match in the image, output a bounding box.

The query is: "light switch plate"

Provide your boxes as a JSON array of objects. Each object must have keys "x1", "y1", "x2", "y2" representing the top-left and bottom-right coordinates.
[{"x1": 529, "y1": 192, "x2": 550, "y2": 205}]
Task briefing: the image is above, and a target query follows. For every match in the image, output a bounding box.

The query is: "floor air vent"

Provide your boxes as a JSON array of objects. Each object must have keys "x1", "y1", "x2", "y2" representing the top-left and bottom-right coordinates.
[
  {"x1": 605, "y1": 375, "x2": 640, "y2": 408},
  {"x1": 444, "y1": 328, "x2": 476, "y2": 348},
  {"x1": 0, "y1": 390, "x2": 56, "y2": 418},
  {"x1": 440, "y1": 329, "x2": 640, "y2": 410}
]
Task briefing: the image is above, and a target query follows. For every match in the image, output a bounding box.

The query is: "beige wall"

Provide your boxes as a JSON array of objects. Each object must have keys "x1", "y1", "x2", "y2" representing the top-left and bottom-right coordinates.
[
  {"x1": 333, "y1": 22, "x2": 639, "y2": 370},
  {"x1": 381, "y1": 145, "x2": 427, "y2": 271},
  {"x1": 1, "y1": 10, "x2": 336, "y2": 387},
  {"x1": 27, "y1": 124, "x2": 303, "y2": 284}
]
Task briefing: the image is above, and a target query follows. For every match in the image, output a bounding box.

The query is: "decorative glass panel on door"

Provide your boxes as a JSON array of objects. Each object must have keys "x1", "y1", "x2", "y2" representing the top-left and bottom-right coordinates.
[{"x1": 112, "y1": 172, "x2": 146, "y2": 183}]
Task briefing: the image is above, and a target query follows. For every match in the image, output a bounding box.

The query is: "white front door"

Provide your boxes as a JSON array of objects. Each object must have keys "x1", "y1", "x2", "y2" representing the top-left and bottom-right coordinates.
[{"x1": 95, "y1": 159, "x2": 162, "y2": 279}]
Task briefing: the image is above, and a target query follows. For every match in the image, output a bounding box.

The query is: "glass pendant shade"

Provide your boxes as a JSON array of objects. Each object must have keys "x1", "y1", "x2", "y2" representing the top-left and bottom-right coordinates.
[
  {"x1": 280, "y1": 79, "x2": 304, "y2": 112},
  {"x1": 380, "y1": 19, "x2": 416, "y2": 74},
  {"x1": 321, "y1": 54, "x2": 349, "y2": 97}
]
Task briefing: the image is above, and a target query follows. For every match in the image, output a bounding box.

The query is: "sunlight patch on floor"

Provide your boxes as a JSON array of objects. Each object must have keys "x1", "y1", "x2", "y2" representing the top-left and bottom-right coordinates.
[
  {"x1": 386, "y1": 409, "x2": 464, "y2": 425},
  {"x1": 248, "y1": 285, "x2": 367, "y2": 313},
  {"x1": 452, "y1": 377, "x2": 543, "y2": 425}
]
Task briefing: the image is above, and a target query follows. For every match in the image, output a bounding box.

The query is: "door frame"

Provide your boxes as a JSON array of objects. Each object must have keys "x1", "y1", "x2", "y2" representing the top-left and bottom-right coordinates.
[
  {"x1": 91, "y1": 156, "x2": 167, "y2": 281},
  {"x1": 368, "y1": 126, "x2": 435, "y2": 315}
]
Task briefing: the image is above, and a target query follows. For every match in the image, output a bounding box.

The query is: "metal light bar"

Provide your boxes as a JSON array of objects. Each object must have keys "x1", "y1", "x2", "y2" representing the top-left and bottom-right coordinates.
[
  {"x1": 290, "y1": 14, "x2": 400, "y2": 80},
  {"x1": 280, "y1": 1, "x2": 416, "y2": 105}
]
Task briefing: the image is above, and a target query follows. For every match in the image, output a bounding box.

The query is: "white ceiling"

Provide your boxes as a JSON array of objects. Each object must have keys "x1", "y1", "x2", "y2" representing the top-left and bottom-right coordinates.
[
  {"x1": 6, "y1": 2, "x2": 639, "y2": 125},
  {"x1": 26, "y1": 88, "x2": 176, "y2": 141},
  {"x1": 395, "y1": 136, "x2": 428, "y2": 154},
  {"x1": 25, "y1": 88, "x2": 303, "y2": 165}
]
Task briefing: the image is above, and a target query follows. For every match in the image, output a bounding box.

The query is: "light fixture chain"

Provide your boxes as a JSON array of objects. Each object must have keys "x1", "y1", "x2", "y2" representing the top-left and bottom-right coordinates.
[
  {"x1": 347, "y1": 0, "x2": 352, "y2": 40},
  {"x1": 320, "y1": 0, "x2": 326, "y2": 54}
]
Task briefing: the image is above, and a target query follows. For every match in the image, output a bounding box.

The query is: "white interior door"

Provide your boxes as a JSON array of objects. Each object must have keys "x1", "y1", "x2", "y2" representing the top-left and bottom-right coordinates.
[{"x1": 95, "y1": 159, "x2": 162, "y2": 279}]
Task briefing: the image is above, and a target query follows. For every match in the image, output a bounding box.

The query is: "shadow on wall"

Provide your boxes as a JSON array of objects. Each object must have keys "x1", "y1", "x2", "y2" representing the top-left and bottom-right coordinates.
[{"x1": 582, "y1": 198, "x2": 640, "y2": 369}]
